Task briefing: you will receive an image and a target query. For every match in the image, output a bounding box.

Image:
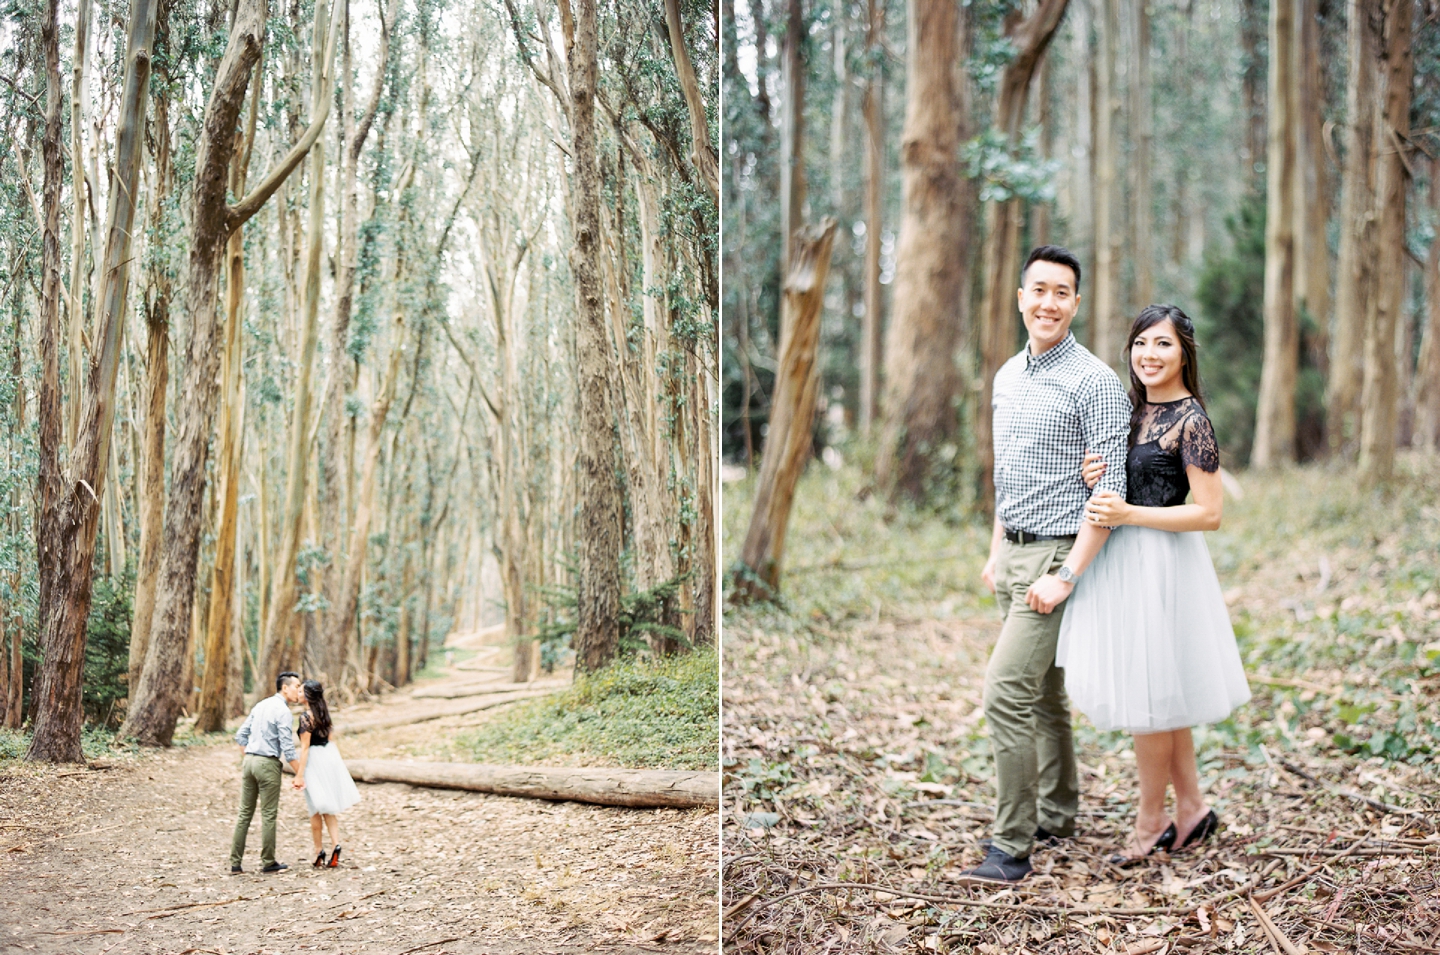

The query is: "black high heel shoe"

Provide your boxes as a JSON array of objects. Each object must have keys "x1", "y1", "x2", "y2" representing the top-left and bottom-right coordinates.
[
  {"x1": 1108, "y1": 822, "x2": 1177, "y2": 867},
  {"x1": 327, "y1": 845, "x2": 342, "y2": 868},
  {"x1": 1177, "y1": 810, "x2": 1218, "y2": 850},
  {"x1": 313, "y1": 851, "x2": 327, "y2": 868}
]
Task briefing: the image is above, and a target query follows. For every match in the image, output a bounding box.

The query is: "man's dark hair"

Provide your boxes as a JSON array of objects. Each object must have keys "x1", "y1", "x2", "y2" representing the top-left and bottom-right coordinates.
[
  {"x1": 276, "y1": 671, "x2": 301, "y2": 693},
  {"x1": 1021, "y1": 245, "x2": 1082, "y2": 293}
]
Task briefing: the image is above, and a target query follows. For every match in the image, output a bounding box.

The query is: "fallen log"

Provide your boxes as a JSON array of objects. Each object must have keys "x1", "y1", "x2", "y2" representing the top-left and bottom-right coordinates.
[
  {"x1": 346, "y1": 759, "x2": 718, "y2": 809},
  {"x1": 344, "y1": 688, "x2": 557, "y2": 732},
  {"x1": 411, "y1": 678, "x2": 563, "y2": 700}
]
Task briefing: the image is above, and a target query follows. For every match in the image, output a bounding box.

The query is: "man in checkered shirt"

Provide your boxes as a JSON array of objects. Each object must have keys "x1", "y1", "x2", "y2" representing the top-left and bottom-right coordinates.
[{"x1": 959, "y1": 245, "x2": 1131, "y2": 884}]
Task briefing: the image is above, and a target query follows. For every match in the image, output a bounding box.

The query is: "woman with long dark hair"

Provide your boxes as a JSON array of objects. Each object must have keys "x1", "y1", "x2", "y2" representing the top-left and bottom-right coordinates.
[
  {"x1": 1056, "y1": 304, "x2": 1251, "y2": 863},
  {"x1": 293, "y1": 680, "x2": 361, "y2": 867}
]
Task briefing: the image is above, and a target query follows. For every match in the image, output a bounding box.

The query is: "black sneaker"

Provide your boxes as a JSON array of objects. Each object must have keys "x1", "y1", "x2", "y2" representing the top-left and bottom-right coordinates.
[
  {"x1": 260, "y1": 862, "x2": 289, "y2": 874},
  {"x1": 957, "y1": 847, "x2": 1032, "y2": 884},
  {"x1": 978, "y1": 826, "x2": 1067, "y2": 853},
  {"x1": 230, "y1": 865, "x2": 243, "y2": 874}
]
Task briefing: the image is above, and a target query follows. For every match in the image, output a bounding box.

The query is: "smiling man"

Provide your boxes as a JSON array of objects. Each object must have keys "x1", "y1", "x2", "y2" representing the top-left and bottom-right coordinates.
[{"x1": 961, "y1": 245, "x2": 1132, "y2": 884}]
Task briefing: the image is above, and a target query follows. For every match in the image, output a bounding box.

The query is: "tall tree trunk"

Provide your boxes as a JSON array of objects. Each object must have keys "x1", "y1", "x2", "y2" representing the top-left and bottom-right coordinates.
[
  {"x1": 1294, "y1": 0, "x2": 1330, "y2": 360},
  {"x1": 195, "y1": 83, "x2": 260, "y2": 733},
  {"x1": 130, "y1": 33, "x2": 176, "y2": 699},
  {"x1": 262, "y1": 0, "x2": 342, "y2": 686},
  {"x1": 325, "y1": 318, "x2": 405, "y2": 685},
  {"x1": 30, "y1": 0, "x2": 157, "y2": 762},
  {"x1": 1329, "y1": 0, "x2": 1378, "y2": 456},
  {"x1": 66, "y1": 0, "x2": 94, "y2": 449},
  {"x1": 1416, "y1": 158, "x2": 1440, "y2": 452},
  {"x1": 874, "y1": 0, "x2": 966, "y2": 503},
  {"x1": 568, "y1": 0, "x2": 623, "y2": 673},
  {"x1": 318, "y1": 0, "x2": 393, "y2": 683},
  {"x1": 1129, "y1": 0, "x2": 1152, "y2": 308},
  {"x1": 974, "y1": 0, "x2": 1069, "y2": 510},
  {"x1": 1252, "y1": 0, "x2": 1299, "y2": 469},
  {"x1": 122, "y1": 0, "x2": 338, "y2": 745},
  {"x1": 780, "y1": 0, "x2": 807, "y2": 284},
  {"x1": 1240, "y1": 0, "x2": 1267, "y2": 187},
  {"x1": 662, "y1": 0, "x2": 718, "y2": 203},
  {"x1": 1070, "y1": 0, "x2": 1094, "y2": 274},
  {"x1": 859, "y1": 0, "x2": 884, "y2": 437},
  {"x1": 734, "y1": 220, "x2": 839, "y2": 598},
  {"x1": 1358, "y1": 0, "x2": 1413, "y2": 485},
  {"x1": 1092, "y1": 0, "x2": 1121, "y2": 369}
]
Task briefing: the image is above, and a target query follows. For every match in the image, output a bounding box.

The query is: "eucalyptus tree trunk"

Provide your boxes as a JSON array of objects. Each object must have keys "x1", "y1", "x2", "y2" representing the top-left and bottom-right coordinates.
[
  {"x1": 195, "y1": 81, "x2": 261, "y2": 733},
  {"x1": 1128, "y1": 0, "x2": 1152, "y2": 308},
  {"x1": 262, "y1": 0, "x2": 340, "y2": 687},
  {"x1": 874, "y1": 0, "x2": 966, "y2": 504},
  {"x1": 1092, "y1": 0, "x2": 1120, "y2": 368},
  {"x1": 1358, "y1": 0, "x2": 1413, "y2": 486},
  {"x1": 569, "y1": 0, "x2": 623, "y2": 673},
  {"x1": 1068, "y1": 0, "x2": 1094, "y2": 267},
  {"x1": 1294, "y1": 0, "x2": 1330, "y2": 356},
  {"x1": 1416, "y1": 158, "x2": 1440, "y2": 452},
  {"x1": 122, "y1": 0, "x2": 339, "y2": 746},
  {"x1": 1329, "y1": 0, "x2": 1378, "y2": 457},
  {"x1": 975, "y1": 0, "x2": 1069, "y2": 510},
  {"x1": 779, "y1": 0, "x2": 806, "y2": 284},
  {"x1": 65, "y1": 0, "x2": 94, "y2": 449},
  {"x1": 318, "y1": 0, "x2": 394, "y2": 681},
  {"x1": 859, "y1": 0, "x2": 884, "y2": 437},
  {"x1": 1240, "y1": 0, "x2": 1267, "y2": 185},
  {"x1": 1252, "y1": 0, "x2": 1298, "y2": 469},
  {"x1": 324, "y1": 316, "x2": 406, "y2": 686},
  {"x1": 662, "y1": 0, "x2": 718, "y2": 203},
  {"x1": 30, "y1": 0, "x2": 156, "y2": 762},
  {"x1": 735, "y1": 220, "x2": 839, "y2": 598}
]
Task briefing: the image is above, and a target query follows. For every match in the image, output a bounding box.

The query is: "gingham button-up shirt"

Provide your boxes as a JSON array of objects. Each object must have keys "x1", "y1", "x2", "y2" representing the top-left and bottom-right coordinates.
[{"x1": 992, "y1": 332, "x2": 1131, "y2": 536}]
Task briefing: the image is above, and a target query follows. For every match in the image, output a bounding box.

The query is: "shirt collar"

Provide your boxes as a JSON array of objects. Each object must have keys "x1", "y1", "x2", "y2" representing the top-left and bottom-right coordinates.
[{"x1": 1025, "y1": 331, "x2": 1076, "y2": 371}]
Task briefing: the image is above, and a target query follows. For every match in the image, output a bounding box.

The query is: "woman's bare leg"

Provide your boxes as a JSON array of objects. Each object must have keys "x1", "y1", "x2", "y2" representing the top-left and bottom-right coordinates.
[
  {"x1": 323, "y1": 814, "x2": 341, "y2": 847},
  {"x1": 1168, "y1": 728, "x2": 1209, "y2": 839},
  {"x1": 310, "y1": 814, "x2": 324, "y2": 856},
  {"x1": 1123, "y1": 731, "x2": 1176, "y2": 858}
]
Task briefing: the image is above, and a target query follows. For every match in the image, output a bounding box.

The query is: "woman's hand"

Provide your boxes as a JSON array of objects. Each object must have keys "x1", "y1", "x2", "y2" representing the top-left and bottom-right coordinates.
[
  {"x1": 1081, "y1": 450, "x2": 1107, "y2": 489},
  {"x1": 1084, "y1": 489, "x2": 1130, "y2": 527}
]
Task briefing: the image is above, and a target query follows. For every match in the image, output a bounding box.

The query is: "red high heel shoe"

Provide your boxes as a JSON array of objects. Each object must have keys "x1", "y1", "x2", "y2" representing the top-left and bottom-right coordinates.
[{"x1": 327, "y1": 845, "x2": 342, "y2": 868}]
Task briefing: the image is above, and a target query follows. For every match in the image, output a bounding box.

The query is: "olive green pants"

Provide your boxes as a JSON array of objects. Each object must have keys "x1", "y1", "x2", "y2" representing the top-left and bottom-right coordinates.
[
  {"x1": 982, "y1": 537, "x2": 1080, "y2": 859},
  {"x1": 230, "y1": 754, "x2": 282, "y2": 868}
]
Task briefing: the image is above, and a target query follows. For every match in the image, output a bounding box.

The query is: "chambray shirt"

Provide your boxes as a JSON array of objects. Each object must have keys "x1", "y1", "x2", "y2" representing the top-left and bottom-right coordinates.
[
  {"x1": 235, "y1": 693, "x2": 298, "y2": 764},
  {"x1": 992, "y1": 332, "x2": 1131, "y2": 536}
]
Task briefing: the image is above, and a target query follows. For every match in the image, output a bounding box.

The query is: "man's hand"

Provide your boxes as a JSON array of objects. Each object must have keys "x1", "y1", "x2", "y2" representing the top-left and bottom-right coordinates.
[
  {"x1": 1025, "y1": 574, "x2": 1073, "y2": 614},
  {"x1": 981, "y1": 556, "x2": 998, "y2": 594}
]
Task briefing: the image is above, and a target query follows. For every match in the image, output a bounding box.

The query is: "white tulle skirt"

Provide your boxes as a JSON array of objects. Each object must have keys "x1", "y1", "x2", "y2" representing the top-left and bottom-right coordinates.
[
  {"x1": 303, "y1": 743, "x2": 361, "y2": 816},
  {"x1": 1056, "y1": 525, "x2": 1251, "y2": 733}
]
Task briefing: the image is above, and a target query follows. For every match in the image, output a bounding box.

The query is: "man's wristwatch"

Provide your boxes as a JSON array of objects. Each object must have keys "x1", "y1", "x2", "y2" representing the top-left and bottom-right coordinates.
[{"x1": 1056, "y1": 565, "x2": 1077, "y2": 584}]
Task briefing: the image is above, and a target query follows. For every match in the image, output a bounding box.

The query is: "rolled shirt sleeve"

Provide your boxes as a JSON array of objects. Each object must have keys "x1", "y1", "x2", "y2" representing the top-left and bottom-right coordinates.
[
  {"x1": 275, "y1": 708, "x2": 298, "y2": 764},
  {"x1": 235, "y1": 710, "x2": 254, "y2": 748},
  {"x1": 1079, "y1": 372, "x2": 1130, "y2": 502}
]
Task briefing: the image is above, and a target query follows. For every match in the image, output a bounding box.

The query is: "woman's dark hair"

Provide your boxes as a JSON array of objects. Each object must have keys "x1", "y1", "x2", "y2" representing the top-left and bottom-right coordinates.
[
  {"x1": 302, "y1": 680, "x2": 332, "y2": 738},
  {"x1": 1124, "y1": 304, "x2": 1205, "y2": 442}
]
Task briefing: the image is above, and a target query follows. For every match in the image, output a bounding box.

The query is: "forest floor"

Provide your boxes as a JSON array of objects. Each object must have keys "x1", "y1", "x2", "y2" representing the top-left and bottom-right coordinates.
[
  {"x1": 0, "y1": 631, "x2": 719, "y2": 954},
  {"x1": 722, "y1": 454, "x2": 1440, "y2": 954}
]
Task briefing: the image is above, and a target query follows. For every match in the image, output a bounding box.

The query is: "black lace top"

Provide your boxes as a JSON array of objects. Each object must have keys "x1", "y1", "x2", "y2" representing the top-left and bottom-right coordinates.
[
  {"x1": 1126, "y1": 397, "x2": 1221, "y2": 507},
  {"x1": 298, "y1": 712, "x2": 330, "y2": 748}
]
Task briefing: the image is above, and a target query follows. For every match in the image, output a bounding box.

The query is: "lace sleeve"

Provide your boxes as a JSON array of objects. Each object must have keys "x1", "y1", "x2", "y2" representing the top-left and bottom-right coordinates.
[
  {"x1": 1181, "y1": 409, "x2": 1220, "y2": 473},
  {"x1": 297, "y1": 714, "x2": 311, "y2": 738}
]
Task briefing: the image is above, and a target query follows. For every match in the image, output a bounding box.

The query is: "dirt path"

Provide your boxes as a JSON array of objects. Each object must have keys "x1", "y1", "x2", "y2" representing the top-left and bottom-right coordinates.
[{"x1": 1, "y1": 635, "x2": 718, "y2": 954}]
